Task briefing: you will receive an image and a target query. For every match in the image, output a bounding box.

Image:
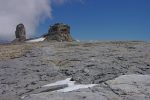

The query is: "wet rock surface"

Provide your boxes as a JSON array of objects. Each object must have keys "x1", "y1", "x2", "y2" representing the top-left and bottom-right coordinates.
[{"x1": 0, "y1": 41, "x2": 150, "y2": 100}]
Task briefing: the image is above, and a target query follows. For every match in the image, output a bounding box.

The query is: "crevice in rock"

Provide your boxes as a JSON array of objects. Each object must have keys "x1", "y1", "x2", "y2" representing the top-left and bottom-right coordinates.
[{"x1": 104, "y1": 82, "x2": 121, "y2": 96}]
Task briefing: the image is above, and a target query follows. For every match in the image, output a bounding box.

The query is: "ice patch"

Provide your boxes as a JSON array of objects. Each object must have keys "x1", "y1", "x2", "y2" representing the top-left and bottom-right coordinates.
[
  {"x1": 26, "y1": 37, "x2": 45, "y2": 43},
  {"x1": 43, "y1": 78, "x2": 97, "y2": 93}
]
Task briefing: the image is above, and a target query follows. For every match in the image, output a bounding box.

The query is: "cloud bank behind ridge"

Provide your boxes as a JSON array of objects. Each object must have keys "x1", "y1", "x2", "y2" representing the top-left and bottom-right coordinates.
[{"x1": 0, "y1": 0, "x2": 52, "y2": 41}]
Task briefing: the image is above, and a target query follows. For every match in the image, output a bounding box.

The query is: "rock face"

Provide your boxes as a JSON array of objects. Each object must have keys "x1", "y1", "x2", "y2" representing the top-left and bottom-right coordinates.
[
  {"x1": 45, "y1": 23, "x2": 74, "y2": 42},
  {"x1": 13, "y1": 23, "x2": 26, "y2": 42}
]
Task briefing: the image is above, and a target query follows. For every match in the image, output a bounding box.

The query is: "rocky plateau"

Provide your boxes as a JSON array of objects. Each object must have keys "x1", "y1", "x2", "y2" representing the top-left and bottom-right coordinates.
[{"x1": 0, "y1": 41, "x2": 150, "y2": 100}]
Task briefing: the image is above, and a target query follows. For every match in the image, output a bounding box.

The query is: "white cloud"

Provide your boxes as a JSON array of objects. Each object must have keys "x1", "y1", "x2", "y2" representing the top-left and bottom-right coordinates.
[
  {"x1": 0, "y1": 0, "x2": 51, "y2": 41},
  {"x1": 0, "y1": 0, "x2": 84, "y2": 41},
  {"x1": 52, "y1": 0, "x2": 68, "y2": 5},
  {"x1": 52, "y1": 0, "x2": 86, "y2": 5}
]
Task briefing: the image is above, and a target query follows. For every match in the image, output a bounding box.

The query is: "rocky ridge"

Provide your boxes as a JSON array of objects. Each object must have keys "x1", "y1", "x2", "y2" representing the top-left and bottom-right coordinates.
[{"x1": 12, "y1": 23, "x2": 74, "y2": 43}]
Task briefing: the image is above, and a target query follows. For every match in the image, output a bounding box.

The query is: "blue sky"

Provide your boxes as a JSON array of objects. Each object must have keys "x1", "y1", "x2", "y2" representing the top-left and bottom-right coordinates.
[{"x1": 37, "y1": 0, "x2": 150, "y2": 41}]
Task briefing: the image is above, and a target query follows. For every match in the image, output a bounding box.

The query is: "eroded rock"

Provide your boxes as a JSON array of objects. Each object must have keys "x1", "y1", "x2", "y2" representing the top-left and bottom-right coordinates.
[
  {"x1": 45, "y1": 23, "x2": 74, "y2": 42},
  {"x1": 13, "y1": 23, "x2": 26, "y2": 42}
]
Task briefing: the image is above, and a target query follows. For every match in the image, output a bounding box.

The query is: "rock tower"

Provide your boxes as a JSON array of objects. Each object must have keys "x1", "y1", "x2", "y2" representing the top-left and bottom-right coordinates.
[
  {"x1": 45, "y1": 23, "x2": 74, "y2": 42},
  {"x1": 13, "y1": 23, "x2": 26, "y2": 42}
]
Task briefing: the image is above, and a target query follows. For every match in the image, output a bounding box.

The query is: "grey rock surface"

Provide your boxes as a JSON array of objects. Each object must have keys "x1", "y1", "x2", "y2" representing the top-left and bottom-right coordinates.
[
  {"x1": 105, "y1": 74, "x2": 150, "y2": 99},
  {"x1": 0, "y1": 41, "x2": 150, "y2": 100},
  {"x1": 0, "y1": 93, "x2": 20, "y2": 100},
  {"x1": 23, "y1": 74, "x2": 150, "y2": 100},
  {"x1": 23, "y1": 91, "x2": 109, "y2": 100}
]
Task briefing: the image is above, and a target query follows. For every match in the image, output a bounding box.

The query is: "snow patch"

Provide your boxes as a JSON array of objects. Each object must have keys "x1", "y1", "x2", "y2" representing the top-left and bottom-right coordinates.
[
  {"x1": 43, "y1": 78, "x2": 97, "y2": 93},
  {"x1": 43, "y1": 78, "x2": 75, "y2": 87},
  {"x1": 26, "y1": 37, "x2": 45, "y2": 43},
  {"x1": 76, "y1": 40, "x2": 80, "y2": 42},
  {"x1": 57, "y1": 84, "x2": 96, "y2": 92}
]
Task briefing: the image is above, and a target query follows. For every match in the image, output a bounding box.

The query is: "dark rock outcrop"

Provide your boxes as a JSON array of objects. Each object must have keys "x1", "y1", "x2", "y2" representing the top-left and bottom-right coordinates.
[
  {"x1": 13, "y1": 23, "x2": 26, "y2": 42},
  {"x1": 44, "y1": 23, "x2": 74, "y2": 42}
]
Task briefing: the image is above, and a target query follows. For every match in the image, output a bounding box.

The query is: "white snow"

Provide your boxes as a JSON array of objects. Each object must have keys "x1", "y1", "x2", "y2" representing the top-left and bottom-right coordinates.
[
  {"x1": 43, "y1": 78, "x2": 97, "y2": 93},
  {"x1": 57, "y1": 84, "x2": 96, "y2": 92},
  {"x1": 76, "y1": 40, "x2": 80, "y2": 42},
  {"x1": 26, "y1": 37, "x2": 45, "y2": 43},
  {"x1": 42, "y1": 78, "x2": 75, "y2": 87}
]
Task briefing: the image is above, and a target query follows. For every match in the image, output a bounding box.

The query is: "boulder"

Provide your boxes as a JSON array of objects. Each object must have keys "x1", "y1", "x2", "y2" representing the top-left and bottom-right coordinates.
[{"x1": 44, "y1": 23, "x2": 74, "y2": 42}]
